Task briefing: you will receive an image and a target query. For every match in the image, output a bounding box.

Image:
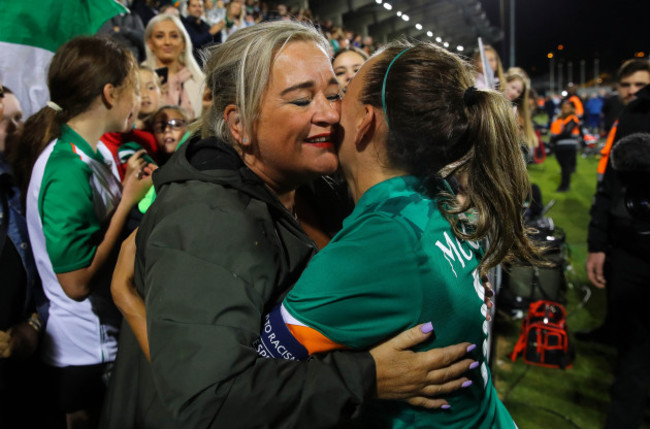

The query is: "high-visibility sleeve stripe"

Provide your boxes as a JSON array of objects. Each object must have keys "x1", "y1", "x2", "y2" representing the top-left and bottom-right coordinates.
[
  {"x1": 598, "y1": 121, "x2": 618, "y2": 174},
  {"x1": 286, "y1": 324, "x2": 347, "y2": 355}
]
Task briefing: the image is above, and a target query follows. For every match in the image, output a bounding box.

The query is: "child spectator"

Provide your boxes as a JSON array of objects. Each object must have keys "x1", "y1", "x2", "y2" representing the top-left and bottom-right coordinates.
[{"x1": 22, "y1": 36, "x2": 152, "y2": 428}]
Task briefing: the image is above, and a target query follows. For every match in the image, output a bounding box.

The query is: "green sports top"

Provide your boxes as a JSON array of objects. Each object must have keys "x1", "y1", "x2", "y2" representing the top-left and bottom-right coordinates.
[
  {"x1": 26, "y1": 124, "x2": 122, "y2": 367},
  {"x1": 283, "y1": 176, "x2": 516, "y2": 429}
]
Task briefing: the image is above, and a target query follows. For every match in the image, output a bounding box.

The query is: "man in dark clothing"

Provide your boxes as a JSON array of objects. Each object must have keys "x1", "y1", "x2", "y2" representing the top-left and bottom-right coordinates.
[
  {"x1": 586, "y1": 81, "x2": 650, "y2": 429},
  {"x1": 181, "y1": 0, "x2": 223, "y2": 66}
]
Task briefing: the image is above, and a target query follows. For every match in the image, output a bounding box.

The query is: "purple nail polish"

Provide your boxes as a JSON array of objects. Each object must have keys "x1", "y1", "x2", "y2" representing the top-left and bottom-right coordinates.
[
  {"x1": 420, "y1": 322, "x2": 434, "y2": 334},
  {"x1": 470, "y1": 361, "x2": 479, "y2": 370},
  {"x1": 467, "y1": 344, "x2": 476, "y2": 353},
  {"x1": 441, "y1": 404, "x2": 451, "y2": 410},
  {"x1": 462, "y1": 380, "x2": 473, "y2": 388}
]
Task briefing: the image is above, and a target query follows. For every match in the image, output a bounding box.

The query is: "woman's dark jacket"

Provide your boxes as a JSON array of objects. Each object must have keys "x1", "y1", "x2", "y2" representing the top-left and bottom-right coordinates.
[{"x1": 101, "y1": 138, "x2": 375, "y2": 428}]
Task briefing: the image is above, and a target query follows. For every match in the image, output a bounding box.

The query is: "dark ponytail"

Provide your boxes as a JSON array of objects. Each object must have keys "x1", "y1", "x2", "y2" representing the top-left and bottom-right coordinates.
[
  {"x1": 360, "y1": 40, "x2": 542, "y2": 274},
  {"x1": 459, "y1": 88, "x2": 540, "y2": 271},
  {"x1": 19, "y1": 36, "x2": 135, "y2": 198}
]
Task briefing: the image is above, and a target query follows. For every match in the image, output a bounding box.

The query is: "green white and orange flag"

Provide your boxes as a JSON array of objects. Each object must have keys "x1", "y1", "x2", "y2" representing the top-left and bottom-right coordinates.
[{"x1": 0, "y1": 0, "x2": 127, "y2": 117}]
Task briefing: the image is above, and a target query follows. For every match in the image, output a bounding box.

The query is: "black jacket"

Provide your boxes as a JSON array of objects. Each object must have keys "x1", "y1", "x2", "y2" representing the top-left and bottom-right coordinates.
[
  {"x1": 588, "y1": 85, "x2": 650, "y2": 254},
  {"x1": 101, "y1": 138, "x2": 375, "y2": 428}
]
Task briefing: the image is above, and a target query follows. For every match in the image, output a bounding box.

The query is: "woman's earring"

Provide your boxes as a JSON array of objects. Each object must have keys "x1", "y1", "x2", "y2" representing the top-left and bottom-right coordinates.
[{"x1": 243, "y1": 137, "x2": 248, "y2": 144}]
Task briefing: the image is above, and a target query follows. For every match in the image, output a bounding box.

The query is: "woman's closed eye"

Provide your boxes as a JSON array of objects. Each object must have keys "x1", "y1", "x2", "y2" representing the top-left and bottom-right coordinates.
[{"x1": 290, "y1": 98, "x2": 311, "y2": 107}]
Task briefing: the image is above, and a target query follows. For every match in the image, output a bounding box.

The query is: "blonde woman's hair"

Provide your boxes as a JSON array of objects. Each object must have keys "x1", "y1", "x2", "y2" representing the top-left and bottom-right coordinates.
[
  {"x1": 200, "y1": 20, "x2": 329, "y2": 144},
  {"x1": 505, "y1": 67, "x2": 537, "y2": 150},
  {"x1": 143, "y1": 14, "x2": 204, "y2": 84}
]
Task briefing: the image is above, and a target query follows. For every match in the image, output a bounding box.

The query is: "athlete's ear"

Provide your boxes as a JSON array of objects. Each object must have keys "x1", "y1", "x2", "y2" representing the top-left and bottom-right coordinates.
[{"x1": 354, "y1": 104, "x2": 376, "y2": 150}]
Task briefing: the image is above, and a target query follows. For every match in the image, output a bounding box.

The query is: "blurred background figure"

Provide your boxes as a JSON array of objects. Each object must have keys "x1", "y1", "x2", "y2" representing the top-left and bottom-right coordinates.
[
  {"x1": 550, "y1": 99, "x2": 580, "y2": 192},
  {"x1": 221, "y1": 0, "x2": 246, "y2": 42},
  {"x1": 0, "y1": 76, "x2": 52, "y2": 429},
  {"x1": 331, "y1": 47, "x2": 367, "y2": 93},
  {"x1": 181, "y1": 0, "x2": 223, "y2": 67},
  {"x1": 504, "y1": 67, "x2": 538, "y2": 163},
  {"x1": 97, "y1": 0, "x2": 146, "y2": 63},
  {"x1": 472, "y1": 44, "x2": 505, "y2": 91}
]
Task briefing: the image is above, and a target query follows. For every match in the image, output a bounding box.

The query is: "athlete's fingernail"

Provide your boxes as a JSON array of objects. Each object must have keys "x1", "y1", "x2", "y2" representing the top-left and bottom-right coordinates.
[
  {"x1": 470, "y1": 361, "x2": 480, "y2": 370},
  {"x1": 441, "y1": 404, "x2": 451, "y2": 410},
  {"x1": 467, "y1": 344, "x2": 477, "y2": 353},
  {"x1": 462, "y1": 380, "x2": 473, "y2": 388},
  {"x1": 420, "y1": 322, "x2": 434, "y2": 334}
]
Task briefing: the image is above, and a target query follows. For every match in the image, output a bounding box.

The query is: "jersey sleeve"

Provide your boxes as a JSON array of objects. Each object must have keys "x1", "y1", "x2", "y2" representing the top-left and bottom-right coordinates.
[
  {"x1": 283, "y1": 213, "x2": 424, "y2": 350},
  {"x1": 39, "y1": 155, "x2": 101, "y2": 273}
]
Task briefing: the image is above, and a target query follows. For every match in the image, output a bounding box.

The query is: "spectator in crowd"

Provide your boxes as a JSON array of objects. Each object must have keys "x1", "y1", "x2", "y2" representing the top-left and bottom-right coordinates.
[
  {"x1": 550, "y1": 99, "x2": 580, "y2": 192},
  {"x1": 504, "y1": 67, "x2": 538, "y2": 161},
  {"x1": 276, "y1": 3, "x2": 290, "y2": 20},
  {"x1": 585, "y1": 92, "x2": 604, "y2": 131},
  {"x1": 204, "y1": 0, "x2": 226, "y2": 26},
  {"x1": 143, "y1": 14, "x2": 204, "y2": 119},
  {"x1": 0, "y1": 79, "x2": 51, "y2": 428},
  {"x1": 472, "y1": 45, "x2": 505, "y2": 91},
  {"x1": 136, "y1": 66, "x2": 163, "y2": 129},
  {"x1": 22, "y1": 36, "x2": 152, "y2": 429},
  {"x1": 97, "y1": 0, "x2": 146, "y2": 62},
  {"x1": 258, "y1": 38, "x2": 539, "y2": 428},
  {"x1": 158, "y1": 4, "x2": 181, "y2": 17},
  {"x1": 181, "y1": 0, "x2": 224, "y2": 66},
  {"x1": 0, "y1": 87, "x2": 23, "y2": 154},
  {"x1": 148, "y1": 105, "x2": 189, "y2": 164},
  {"x1": 130, "y1": 0, "x2": 158, "y2": 26},
  {"x1": 221, "y1": 0, "x2": 246, "y2": 42},
  {"x1": 101, "y1": 21, "x2": 477, "y2": 429},
  {"x1": 362, "y1": 35, "x2": 375, "y2": 56},
  {"x1": 332, "y1": 47, "x2": 368, "y2": 93}
]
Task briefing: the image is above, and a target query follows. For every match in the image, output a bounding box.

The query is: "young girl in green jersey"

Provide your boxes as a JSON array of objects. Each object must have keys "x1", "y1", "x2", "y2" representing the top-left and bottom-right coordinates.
[{"x1": 23, "y1": 36, "x2": 152, "y2": 428}]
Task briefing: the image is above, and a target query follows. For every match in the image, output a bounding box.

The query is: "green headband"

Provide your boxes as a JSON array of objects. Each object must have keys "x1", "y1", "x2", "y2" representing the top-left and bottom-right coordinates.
[{"x1": 381, "y1": 46, "x2": 413, "y2": 129}]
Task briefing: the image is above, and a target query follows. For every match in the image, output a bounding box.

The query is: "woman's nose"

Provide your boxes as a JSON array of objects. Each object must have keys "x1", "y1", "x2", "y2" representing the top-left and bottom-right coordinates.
[{"x1": 314, "y1": 95, "x2": 340, "y2": 125}]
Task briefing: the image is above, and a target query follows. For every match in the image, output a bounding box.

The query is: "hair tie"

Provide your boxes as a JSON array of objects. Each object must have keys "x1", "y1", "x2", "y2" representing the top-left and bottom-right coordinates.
[
  {"x1": 46, "y1": 101, "x2": 63, "y2": 112},
  {"x1": 381, "y1": 46, "x2": 413, "y2": 129},
  {"x1": 463, "y1": 86, "x2": 479, "y2": 106}
]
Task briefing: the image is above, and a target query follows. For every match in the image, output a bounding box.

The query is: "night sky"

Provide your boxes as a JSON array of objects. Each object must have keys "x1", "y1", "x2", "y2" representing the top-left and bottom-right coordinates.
[{"x1": 479, "y1": 0, "x2": 649, "y2": 82}]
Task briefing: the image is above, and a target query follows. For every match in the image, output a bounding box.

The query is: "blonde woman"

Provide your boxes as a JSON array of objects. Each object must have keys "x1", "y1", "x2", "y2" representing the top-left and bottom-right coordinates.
[{"x1": 143, "y1": 14, "x2": 204, "y2": 119}]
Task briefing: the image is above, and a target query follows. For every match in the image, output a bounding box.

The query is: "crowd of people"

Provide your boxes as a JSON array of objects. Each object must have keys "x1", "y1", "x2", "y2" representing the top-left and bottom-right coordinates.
[{"x1": 0, "y1": 1, "x2": 649, "y2": 428}]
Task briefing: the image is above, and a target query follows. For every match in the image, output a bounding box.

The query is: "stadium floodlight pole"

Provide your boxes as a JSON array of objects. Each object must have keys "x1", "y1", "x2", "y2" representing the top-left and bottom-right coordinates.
[{"x1": 549, "y1": 56, "x2": 555, "y2": 94}]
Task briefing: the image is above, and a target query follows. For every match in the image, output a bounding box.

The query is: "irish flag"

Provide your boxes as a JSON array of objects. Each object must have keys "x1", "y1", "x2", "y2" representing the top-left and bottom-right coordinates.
[{"x1": 0, "y1": 1, "x2": 127, "y2": 117}]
